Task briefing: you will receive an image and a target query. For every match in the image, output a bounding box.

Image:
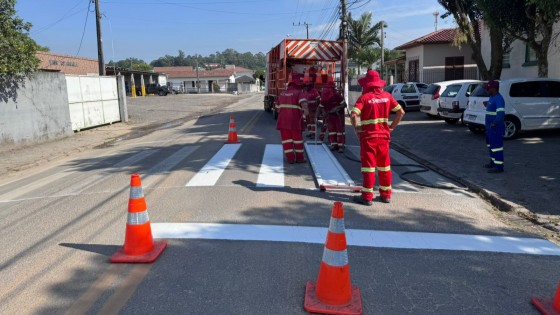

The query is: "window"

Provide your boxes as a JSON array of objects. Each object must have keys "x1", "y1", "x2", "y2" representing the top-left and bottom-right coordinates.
[
  {"x1": 510, "y1": 81, "x2": 543, "y2": 97},
  {"x1": 465, "y1": 83, "x2": 479, "y2": 97},
  {"x1": 502, "y1": 52, "x2": 511, "y2": 68},
  {"x1": 383, "y1": 85, "x2": 395, "y2": 93},
  {"x1": 524, "y1": 45, "x2": 538, "y2": 66},
  {"x1": 424, "y1": 84, "x2": 440, "y2": 95},
  {"x1": 415, "y1": 83, "x2": 428, "y2": 93},
  {"x1": 441, "y1": 84, "x2": 462, "y2": 98},
  {"x1": 471, "y1": 83, "x2": 490, "y2": 97},
  {"x1": 401, "y1": 84, "x2": 417, "y2": 94},
  {"x1": 542, "y1": 81, "x2": 560, "y2": 97}
]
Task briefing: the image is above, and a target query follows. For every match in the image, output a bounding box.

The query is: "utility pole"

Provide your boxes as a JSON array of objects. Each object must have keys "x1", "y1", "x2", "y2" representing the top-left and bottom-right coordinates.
[
  {"x1": 293, "y1": 22, "x2": 311, "y2": 39},
  {"x1": 433, "y1": 12, "x2": 440, "y2": 31},
  {"x1": 341, "y1": 0, "x2": 348, "y2": 105},
  {"x1": 94, "y1": 0, "x2": 105, "y2": 75},
  {"x1": 380, "y1": 21, "x2": 385, "y2": 80}
]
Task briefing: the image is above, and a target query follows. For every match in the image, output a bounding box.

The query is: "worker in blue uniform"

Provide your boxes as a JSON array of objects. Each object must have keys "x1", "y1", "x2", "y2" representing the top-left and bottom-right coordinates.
[{"x1": 483, "y1": 80, "x2": 505, "y2": 173}]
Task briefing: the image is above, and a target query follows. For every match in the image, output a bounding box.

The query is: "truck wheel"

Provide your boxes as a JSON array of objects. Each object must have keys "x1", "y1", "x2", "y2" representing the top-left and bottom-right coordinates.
[
  {"x1": 503, "y1": 116, "x2": 520, "y2": 140},
  {"x1": 444, "y1": 118, "x2": 459, "y2": 125}
]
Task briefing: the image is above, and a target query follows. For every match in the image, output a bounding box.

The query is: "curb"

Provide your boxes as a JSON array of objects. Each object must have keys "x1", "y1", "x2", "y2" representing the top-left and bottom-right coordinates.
[{"x1": 391, "y1": 142, "x2": 560, "y2": 235}]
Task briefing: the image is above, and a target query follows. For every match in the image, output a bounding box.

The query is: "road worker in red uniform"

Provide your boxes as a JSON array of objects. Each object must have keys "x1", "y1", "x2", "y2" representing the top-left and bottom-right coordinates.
[
  {"x1": 351, "y1": 70, "x2": 405, "y2": 205},
  {"x1": 276, "y1": 74, "x2": 308, "y2": 164},
  {"x1": 318, "y1": 81, "x2": 347, "y2": 152},
  {"x1": 303, "y1": 80, "x2": 321, "y2": 138}
]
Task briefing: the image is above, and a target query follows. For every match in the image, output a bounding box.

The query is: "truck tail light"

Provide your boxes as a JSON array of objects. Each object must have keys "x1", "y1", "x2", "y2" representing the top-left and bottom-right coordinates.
[{"x1": 452, "y1": 101, "x2": 460, "y2": 110}]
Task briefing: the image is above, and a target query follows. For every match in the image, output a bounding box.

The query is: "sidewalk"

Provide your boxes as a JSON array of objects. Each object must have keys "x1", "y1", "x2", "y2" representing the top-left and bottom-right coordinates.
[{"x1": 391, "y1": 111, "x2": 560, "y2": 232}]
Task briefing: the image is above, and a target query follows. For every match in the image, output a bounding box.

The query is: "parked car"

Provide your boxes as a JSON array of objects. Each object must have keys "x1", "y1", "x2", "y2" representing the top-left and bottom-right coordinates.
[
  {"x1": 146, "y1": 84, "x2": 169, "y2": 96},
  {"x1": 383, "y1": 82, "x2": 428, "y2": 111},
  {"x1": 437, "y1": 80, "x2": 484, "y2": 124},
  {"x1": 463, "y1": 78, "x2": 560, "y2": 139},
  {"x1": 420, "y1": 80, "x2": 481, "y2": 117}
]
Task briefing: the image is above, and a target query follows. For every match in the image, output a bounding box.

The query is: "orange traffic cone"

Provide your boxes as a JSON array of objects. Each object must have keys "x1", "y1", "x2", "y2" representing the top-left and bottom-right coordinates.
[
  {"x1": 304, "y1": 202, "x2": 362, "y2": 315},
  {"x1": 532, "y1": 282, "x2": 560, "y2": 314},
  {"x1": 226, "y1": 115, "x2": 240, "y2": 144},
  {"x1": 110, "y1": 174, "x2": 167, "y2": 263}
]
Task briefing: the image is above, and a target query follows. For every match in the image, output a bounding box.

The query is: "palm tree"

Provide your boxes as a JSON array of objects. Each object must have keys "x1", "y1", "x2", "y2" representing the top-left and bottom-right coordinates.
[{"x1": 347, "y1": 12, "x2": 385, "y2": 73}]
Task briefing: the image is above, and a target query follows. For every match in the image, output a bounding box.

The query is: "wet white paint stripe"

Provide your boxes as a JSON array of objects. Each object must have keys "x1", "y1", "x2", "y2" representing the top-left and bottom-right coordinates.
[
  {"x1": 256, "y1": 144, "x2": 284, "y2": 188},
  {"x1": 143, "y1": 146, "x2": 199, "y2": 188},
  {"x1": 186, "y1": 144, "x2": 242, "y2": 187},
  {"x1": 305, "y1": 143, "x2": 356, "y2": 187},
  {"x1": 151, "y1": 223, "x2": 560, "y2": 256}
]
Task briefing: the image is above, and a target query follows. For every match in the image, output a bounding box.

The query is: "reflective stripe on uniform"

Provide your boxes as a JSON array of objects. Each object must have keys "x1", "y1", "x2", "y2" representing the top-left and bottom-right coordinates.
[
  {"x1": 361, "y1": 118, "x2": 389, "y2": 125},
  {"x1": 496, "y1": 108, "x2": 505, "y2": 112},
  {"x1": 379, "y1": 185, "x2": 392, "y2": 191},
  {"x1": 293, "y1": 140, "x2": 303, "y2": 144},
  {"x1": 284, "y1": 149, "x2": 294, "y2": 154},
  {"x1": 486, "y1": 112, "x2": 496, "y2": 115},
  {"x1": 322, "y1": 248, "x2": 348, "y2": 267},
  {"x1": 362, "y1": 187, "x2": 374, "y2": 192},
  {"x1": 491, "y1": 147, "x2": 503, "y2": 152},
  {"x1": 130, "y1": 187, "x2": 144, "y2": 199},
  {"x1": 352, "y1": 108, "x2": 361, "y2": 115},
  {"x1": 299, "y1": 98, "x2": 307, "y2": 104},
  {"x1": 361, "y1": 167, "x2": 375, "y2": 173},
  {"x1": 377, "y1": 166, "x2": 391, "y2": 172},
  {"x1": 493, "y1": 160, "x2": 504, "y2": 165},
  {"x1": 328, "y1": 132, "x2": 337, "y2": 135},
  {"x1": 295, "y1": 149, "x2": 305, "y2": 153},
  {"x1": 127, "y1": 211, "x2": 150, "y2": 225},
  {"x1": 329, "y1": 218, "x2": 345, "y2": 234},
  {"x1": 392, "y1": 104, "x2": 402, "y2": 112},
  {"x1": 278, "y1": 104, "x2": 302, "y2": 110},
  {"x1": 282, "y1": 139, "x2": 293, "y2": 144}
]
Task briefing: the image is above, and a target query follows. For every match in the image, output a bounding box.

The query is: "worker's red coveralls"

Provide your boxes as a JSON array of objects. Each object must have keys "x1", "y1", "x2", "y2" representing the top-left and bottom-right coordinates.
[
  {"x1": 351, "y1": 88, "x2": 402, "y2": 201},
  {"x1": 320, "y1": 88, "x2": 346, "y2": 149},
  {"x1": 303, "y1": 87, "x2": 320, "y2": 137},
  {"x1": 276, "y1": 84, "x2": 306, "y2": 163}
]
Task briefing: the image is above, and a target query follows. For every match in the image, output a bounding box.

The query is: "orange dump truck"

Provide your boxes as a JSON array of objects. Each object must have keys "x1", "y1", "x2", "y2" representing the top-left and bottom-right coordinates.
[{"x1": 263, "y1": 38, "x2": 344, "y2": 119}]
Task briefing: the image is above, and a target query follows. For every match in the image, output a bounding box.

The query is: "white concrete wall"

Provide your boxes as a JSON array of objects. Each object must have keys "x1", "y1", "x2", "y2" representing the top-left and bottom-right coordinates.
[
  {"x1": 0, "y1": 72, "x2": 73, "y2": 146},
  {"x1": 66, "y1": 75, "x2": 120, "y2": 131},
  {"x1": 481, "y1": 21, "x2": 560, "y2": 79},
  {"x1": 404, "y1": 45, "x2": 424, "y2": 78},
  {"x1": 423, "y1": 44, "x2": 476, "y2": 67}
]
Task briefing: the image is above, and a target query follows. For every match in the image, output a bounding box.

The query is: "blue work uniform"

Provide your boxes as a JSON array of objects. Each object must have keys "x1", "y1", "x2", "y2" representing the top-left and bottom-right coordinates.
[{"x1": 485, "y1": 93, "x2": 505, "y2": 169}]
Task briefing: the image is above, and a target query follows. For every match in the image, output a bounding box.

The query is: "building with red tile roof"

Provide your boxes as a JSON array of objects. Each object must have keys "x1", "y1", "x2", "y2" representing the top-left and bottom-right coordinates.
[
  {"x1": 154, "y1": 65, "x2": 254, "y2": 93},
  {"x1": 393, "y1": 28, "x2": 478, "y2": 84}
]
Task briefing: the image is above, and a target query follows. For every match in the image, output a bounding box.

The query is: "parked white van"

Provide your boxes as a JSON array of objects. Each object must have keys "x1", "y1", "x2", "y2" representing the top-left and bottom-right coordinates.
[
  {"x1": 437, "y1": 80, "x2": 484, "y2": 124},
  {"x1": 463, "y1": 78, "x2": 560, "y2": 139}
]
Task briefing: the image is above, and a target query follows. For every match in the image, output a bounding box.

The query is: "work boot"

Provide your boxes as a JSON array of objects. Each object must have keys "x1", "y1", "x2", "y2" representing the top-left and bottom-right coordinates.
[
  {"x1": 353, "y1": 195, "x2": 372, "y2": 206},
  {"x1": 375, "y1": 196, "x2": 391, "y2": 203},
  {"x1": 487, "y1": 168, "x2": 504, "y2": 173}
]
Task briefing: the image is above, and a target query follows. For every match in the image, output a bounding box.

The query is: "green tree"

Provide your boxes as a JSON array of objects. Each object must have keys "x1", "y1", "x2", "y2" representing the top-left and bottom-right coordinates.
[
  {"x1": 478, "y1": 0, "x2": 560, "y2": 77},
  {"x1": 0, "y1": 0, "x2": 41, "y2": 102},
  {"x1": 347, "y1": 12, "x2": 384, "y2": 74},
  {"x1": 438, "y1": 0, "x2": 507, "y2": 80},
  {"x1": 109, "y1": 57, "x2": 152, "y2": 71}
]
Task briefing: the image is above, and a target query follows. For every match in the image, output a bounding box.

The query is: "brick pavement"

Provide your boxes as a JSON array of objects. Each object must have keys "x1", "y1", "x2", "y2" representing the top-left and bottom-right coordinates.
[{"x1": 391, "y1": 111, "x2": 560, "y2": 226}]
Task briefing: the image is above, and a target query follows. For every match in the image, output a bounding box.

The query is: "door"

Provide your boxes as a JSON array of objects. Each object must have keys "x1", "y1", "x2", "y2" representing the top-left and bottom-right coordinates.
[
  {"x1": 508, "y1": 81, "x2": 551, "y2": 128},
  {"x1": 408, "y1": 60, "x2": 419, "y2": 82},
  {"x1": 445, "y1": 57, "x2": 464, "y2": 81}
]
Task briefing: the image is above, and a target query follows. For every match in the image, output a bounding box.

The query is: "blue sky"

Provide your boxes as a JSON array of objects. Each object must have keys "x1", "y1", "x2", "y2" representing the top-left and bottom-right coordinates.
[{"x1": 15, "y1": 0, "x2": 455, "y2": 64}]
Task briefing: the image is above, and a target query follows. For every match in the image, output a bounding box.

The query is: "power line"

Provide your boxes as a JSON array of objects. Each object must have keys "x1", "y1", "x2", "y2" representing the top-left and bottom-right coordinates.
[
  {"x1": 32, "y1": 0, "x2": 85, "y2": 35},
  {"x1": 76, "y1": 0, "x2": 93, "y2": 56}
]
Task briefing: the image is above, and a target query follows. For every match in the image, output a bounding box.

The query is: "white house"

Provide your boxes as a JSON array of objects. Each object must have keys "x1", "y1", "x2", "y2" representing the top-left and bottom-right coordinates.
[
  {"x1": 394, "y1": 28, "x2": 478, "y2": 84},
  {"x1": 153, "y1": 65, "x2": 255, "y2": 93},
  {"x1": 480, "y1": 21, "x2": 560, "y2": 79}
]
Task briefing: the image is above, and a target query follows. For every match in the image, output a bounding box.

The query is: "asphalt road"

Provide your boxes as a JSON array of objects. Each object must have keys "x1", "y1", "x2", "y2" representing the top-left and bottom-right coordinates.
[{"x1": 1, "y1": 94, "x2": 559, "y2": 315}]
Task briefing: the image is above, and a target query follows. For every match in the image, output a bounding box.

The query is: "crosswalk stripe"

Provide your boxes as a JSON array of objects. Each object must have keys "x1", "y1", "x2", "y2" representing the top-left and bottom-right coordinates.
[
  {"x1": 143, "y1": 146, "x2": 199, "y2": 187},
  {"x1": 152, "y1": 223, "x2": 560, "y2": 256},
  {"x1": 256, "y1": 144, "x2": 284, "y2": 188},
  {"x1": 186, "y1": 144, "x2": 242, "y2": 187}
]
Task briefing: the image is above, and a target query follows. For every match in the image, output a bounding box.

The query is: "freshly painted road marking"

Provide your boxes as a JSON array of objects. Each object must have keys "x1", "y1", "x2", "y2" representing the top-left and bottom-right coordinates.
[
  {"x1": 143, "y1": 146, "x2": 199, "y2": 187},
  {"x1": 152, "y1": 223, "x2": 560, "y2": 256},
  {"x1": 186, "y1": 144, "x2": 242, "y2": 187},
  {"x1": 305, "y1": 142, "x2": 356, "y2": 188},
  {"x1": 256, "y1": 144, "x2": 284, "y2": 188}
]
